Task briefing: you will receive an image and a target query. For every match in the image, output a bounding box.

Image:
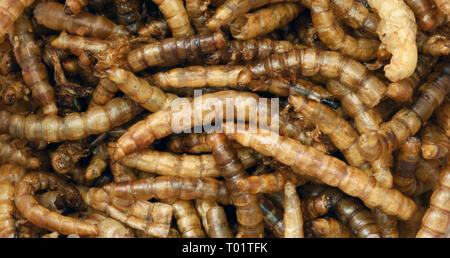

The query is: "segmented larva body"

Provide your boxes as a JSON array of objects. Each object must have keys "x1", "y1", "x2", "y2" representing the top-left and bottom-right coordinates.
[
  {"x1": 86, "y1": 143, "x2": 110, "y2": 180},
  {"x1": 79, "y1": 186, "x2": 172, "y2": 237},
  {"x1": 115, "y1": 148, "x2": 221, "y2": 178},
  {"x1": 405, "y1": 0, "x2": 448, "y2": 31},
  {"x1": 358, "y1": 64, "x2": 450, "y2": 162},
  {"x1": 114, "y1": 0, "x2": 142, "y2": 34},
  {"x1": 106, "y1": 68, "x2": 179, "y2": 112},
  {"x1": 0, "y1": 0, "x2": 35, "y2": 38},
  {"x1": 325, "y1": 79, "x2": 392, "y2": 188},
  {"x1": 222, "y1": 122, "x2": 418, "y2": 221},
  {"x1": 386, "y1": 55, "x2": 437, "y2": 103},
  {"x1": 34, "y1": 2, "x2": 129, "y2": 39},
  {"x1": 0, "y1": 140, "x2": 39, "y2": 169},
  {"x1": 82, "y1": 213, "x2": 135, "y2": 238},
  {"x1": 283, "y1": 181, "x2": 304, "y2": 238},
  {"x1": 260, "y1": 196, "x2": 284, "y2": 238},
  {"x1": 311, "y1": 0, "x2": 379, "y2": 61},
  {"x1": 416, "y1": 159, "x2": 450, "y2": 238},
  {"x1": 329, "y1": 0, "x2": 379, "y2": 35},
  {"x1": 152, "y1": 65, "x2": 253, "y2": 89},
  {"x1": 151, "y1": 0, "x2": 194, "y2": 37},
  {"x1": 15, "y1": 172, "x2": 98, "y2": 236},
  {"x1": 104, "y1": 176, "x2": 231, "y2": 204},
  {"x1": 420, "y1": 123, "x2": 449, "y2": 160},
  {"x1": 248, "y1": 47, "x2": 387, "y2": 108},
  {"x1": 433, "y1": 0, "x2": 450, "y2": 15},
  {"x1": 109, "y1": 90, "x2": 279, "y2": 160},
  {"x1": 393, "y1": 137, "x2": 427, "y2": 196},
  {"x1": 236, "y1": 167, "x2": 307, "y2": 194},
  {"x1": 289, "y1": 94, "x2": 371, "y2": 172},
  {"x1": 127, "y1": 32, "x2": 226, "y2": 72},
  {"x1": 9, "y1": 14, "x2": 57, "y2": 115},
  {"x1": 64, "y1": 0, "x2": 89, "y2": 15},
  {"x1": 434, "y1": 99, "x2": 450, "y2": 138},
  {"x1": 205, "y1": 39, "x2": 294, "y2": 65},
  {"x1": 0, "y1": 97, "x2": 142, "y2": 143},
  {"x1": 207, "y1": 0, "x2": 298, "y2": 31},
  {"x1": 89, "y1": 79, "x2": 120, "y2": 108},
  {"x1": 310, "y1": 218, "x2": 354, "y2": 238},
  {"x1": 169, "y1": 200, "x2": 205, "y2": 238},
  {"x1": 416, "y1": 31, "x2": 449, "y2": 57},
  {"x1": 0, "y1": 164, "x2": 27, "y2": 185},
  {"x1": 207, "y1": 133, "x2": 264, "y2": 238},
  {"x1": 229, "y1": 3, "x2": 303, "y2": 40},
  {"x1": 0, "y1": 181, "x2": 17, "y2": 238},
  {"x1": 372, "y1": 207, "x2": 399, "y2": 238},
  {"x1": 186, "y1": 0, "x2": 211, "y2": 35}
]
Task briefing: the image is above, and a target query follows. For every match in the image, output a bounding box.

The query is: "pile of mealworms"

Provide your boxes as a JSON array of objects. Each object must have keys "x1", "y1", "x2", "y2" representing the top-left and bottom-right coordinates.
[{"x1": 0, "y1": 0, "x2": 448, "y2": 238}]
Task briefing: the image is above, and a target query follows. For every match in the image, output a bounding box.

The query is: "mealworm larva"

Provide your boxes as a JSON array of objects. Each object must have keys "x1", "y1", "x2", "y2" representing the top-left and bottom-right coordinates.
[
  {"x1": 405, "y1": 0, "x2": 448, "y2": 31},
  {"x1": 9, "y1": 13, "x2": 57, "y2": 116},
  {"x1": 416, "y1": 158, "x2": 442, "y2": 191},
  {"x1": 229, "y1": 3, "x2": 303, "y2": 40},
  {"x1": 236, "y1": 167, "x2": 307, "y2": 194},
  {"x1": 367, "y1": 0, "x2": 417, "y2": 82},
  {"x1": 301, "y1": 193, "x2": 331, "y2": 221},
  {"x1": 0, "y1": 140, "x2": 39, "y2": 169},
  {"x1": 104, "y1": 176, "x2": 231, "y2": 204},
  {"x1": 248, "y1": 47, "x2": 387, "y2": 108},
  {"x1": 151, "y1": 0, "x2": 194, "y2": 37},
  {"x1": 260, "y1": 196, "x2": 284, "y2": 238},
  {"x1": 325, "y1": 79, "x2": 393, "y2": 188},
  {"x1": 420, "y1": 123, "x2": 449, "y2": 160},
  {"x1": 205, "y1": 39, "x2": 295, "y2": 66},
  {"x1": 289, "y1": 94, "x2": 371, "y2": 172},
  {"x1": 34, "y1": 2, "x2": 129, "y2": 39},
  {"x1": 358, "y1": 64, "x2": 450, "y2": 162},
  {"x1": 152, "y1": 65, "x2": 253, "y2": 89},
  {"x1": 311, "y1": 0, "x2": 379, "y2": 61},
  {"x1": 310, "y1": 218, "x2": 354, "y2": 238},
  {"x1": 372, "y1": 207, "x2": 399, "y2": 238},
  {"x1": 110, "y1": 160, "x2": 137, "y2": 183},
  {"x1": 0, "y1": 181, "x2": 17, "y2": 238},
  {"x1": 79, "y1": 186, "x2": 172, "y2": 237},
  {"x1": 64, "y1": 0, "x2": 89, "y2": 15},
  {"x1": 222, "y1": 122, "x2": 418, "y2": 220},
  {"x1": 328, "y1": 0, "x2": 379, "y2": 35},
  {"x1": 0, "y1": 96, "x2": 142, "y2": 143},
  {"x1": 207, "y1": 133, "x2": 264, "y2": 238},
  {"x1": 416, "y1": 159, "x2": 450, "y2": 238},
  {"x1": 138, "y1": 19, "x2": 170, "y2": 40},
  {"x1": 106, "y1": 68, "x2": 179, "y2": 113},
  {"x1": 127, "y1": 32, "x2": 226, "y2": 72},
  {"x1": 0, "y1": 0, "x2": 35, "y2": 39},
  {"x1": 386, "y1": 55, "x2": 437, "y2": 103},
  {"x1": 109, "y1": 90, "x2": 278, "y2": 160},
  {"x1": 283, "y1": 181, "x2": 304, "y2": 238},
  {"x1": 51, "y1": 141, "x2": 89, "y2": 175},
  {"x1": 15, "y1": 172, "x2": 98, "y2": 236},
  {"x1": 168, "y1": 199, "x2": 205, "y2": 238},
  {"x1": 86, "y1": 143, "x2": 109, "y2": 180},
  {"x1": 0, "y1": 164, "x2": 27, "y2": 185},
  {"x1": 416, "y1": 32, "x2": 449, "y2": 57},
  {"x1": 186, "y1": 0, "x2": 211, "y2": 35},
  {"x1": 89, "y1": 79, "x2": 119, "y2": 108},
  {"x1": 114, "y1": 148, "x2": 221, "y2": 178},
  {"x1": 434, "y1": 99, "x2": 450, "y2": 138},
  {"x1": 394, "y1": 137, "x2": 424, "y2": 196},
  {"x1": 207, "y1": 0, "x2": 298, "y2": 31},
  {"x1": 83, "y1": 213, "x2": 135, "y2": 238},
  {"x1": 114, "y1": 0, "x2": 142, "y2": 34}
]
